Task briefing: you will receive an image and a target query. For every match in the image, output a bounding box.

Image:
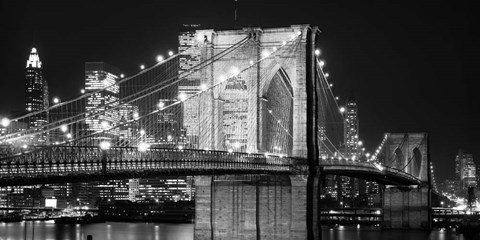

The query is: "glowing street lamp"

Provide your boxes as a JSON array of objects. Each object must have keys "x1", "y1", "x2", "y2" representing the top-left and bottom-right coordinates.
[
  {"x1": 156, "y1": 55, "x2": 164, "y2": 62},
  {"x1": 178, "y1": 93, "x2": 188, "y2": 102},
  {"x1": 80, "y1": 89, "x2": 85, "y2": 94},
  {"x1": 60, "y1": 125, "x2": 68, "y2": 133},
  {"x1": 1, "y1": 117, "x2": 11, "y2": 127},
  {"x1": 200, "y1": 83, "x2": 208, "y2": 91},
  {"x1": 261, "y1": 49, "x2": 270, "y2": 58},
  {"x1": 230, "y1": 66, "x2": 240, "y2": 76},
  {"x1": 101, "y1": 121, "x2": 110, "y2": 129},
  {"x1": 133, "y1": 112, "x2": 140, "y2": 120},
  {"x1": 99, "y1": 141, "x2": 111, "y2": 150},
  {"x1": 66, "y1": 133, "x2": 72, "y2": 139},
  {"x1": 138, "y1": 142, "x2": 150, "y2": 152},
  {"x1": 140, "y1": 64, "x2": 145, "y2": 70},
  {"x1": 53, "y1": 97, "x2": 60, "y2": 104},
  {"x1": 339, "y1": 107, "x2": 346, "y2": 113},
  {"x1": 168, "y1": 51, "x2": 174, "y2": 56},
  {"x1": 319, "y1": 60, "x2": 325, "y2": 67},
  {"x1": 315, "y1": 49, "x2": 321, "y2": 56},
  {"x1": 158, "y1": 101, "x2": 165, "y2": 109},
  {"x1": 120, "y1": 74, "x2": 125, "y2": 78}
]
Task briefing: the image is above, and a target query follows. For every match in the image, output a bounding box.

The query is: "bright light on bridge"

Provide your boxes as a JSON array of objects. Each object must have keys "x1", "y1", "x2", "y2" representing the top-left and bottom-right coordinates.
[
  {"x1": 168, "y1": 51, "x2": 174, "y2": 56},
  {"x1": 80, "y1": 89, "x2": 85, "y2": 94},
  {"x1": 200, "y1": 83, "x2": 208, "y2": 91},
  {"x1": 230, "y1": 66, "x2": 240, "y2": 76},
  {"x1": 315, "y1": 49, "x2": 321, "y2": 56},
  {"x1": 101, "y1": 121, "x2": 110, "y2": 129},
  {"x1": 66, "y1": 133, "x2": 72, "y2": 139},
  {"x1": 156, "y1": 55, "x2": 164, "y2": 62},
  {"x1": 374, "y1": 162, "x2": 385, "y2": 171},
  {"x1": 99, "y1": 141, "x2": 111, "y2": 150},
  {"x1": 319, "y1": 60, "x2": 325, "y2": 67},
  {"x1": 60, "y1": 125, "x2": 68, "y2": 133},
  {"x1": 53, "y1": 97, "x2": 60, "y2": 104},
  {"x1": 137, "y1": 142, "x2": 150, "y2": 152},
  {"x1": 261, "y1": 49, "x2": 270, "y2": 58},
  {"x1": 178, "y1": 93, "x2": 188, "y2": 101},
  {"x1": 140, "y1": 64, "x2": 145, "y2": 70},
  {"x1": 1, "y1": 117, "x2": 11, "y2": 127},
  {"x1": 120, "y1": 74, "x2": 125, "y2": 78},
  {"x1": 339, "y1": 107, "x2": 345, "y2": 113},
  {"x1": 158, "y1": 101, "x2": 165, "y2": 109}
]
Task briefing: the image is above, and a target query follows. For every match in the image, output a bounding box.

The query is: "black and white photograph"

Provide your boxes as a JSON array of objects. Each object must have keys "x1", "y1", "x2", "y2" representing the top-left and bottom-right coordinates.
[{"x1": 0, "y1": 0, "x2": 479, "y2": 239}]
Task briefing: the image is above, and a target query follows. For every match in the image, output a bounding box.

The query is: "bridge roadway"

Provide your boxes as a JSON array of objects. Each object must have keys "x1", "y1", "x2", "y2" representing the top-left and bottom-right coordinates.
[{"x1": 0, "y1": 146, "x2": 421, "y2": 186}]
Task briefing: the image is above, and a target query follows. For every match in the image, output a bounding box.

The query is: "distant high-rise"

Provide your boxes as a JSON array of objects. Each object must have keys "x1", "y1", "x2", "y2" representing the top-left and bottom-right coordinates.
[
  {"x1": 25, "y1": 47, "x2": 49, "y2": 141},
  {"x1": 455, "y1": 149, "x2": 476, "y2": 194},
  {"x1": 344, "y1": 97, "x2": 359, "y2": 157},
  {"x1": 84, "y1": 62, "x2": 121, "y2": 138}
]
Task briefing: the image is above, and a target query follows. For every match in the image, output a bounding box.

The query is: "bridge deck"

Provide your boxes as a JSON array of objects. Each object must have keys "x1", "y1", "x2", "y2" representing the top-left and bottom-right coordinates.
[{"x1": 0, "y1": 146, "x2": 423, "y2": 186}]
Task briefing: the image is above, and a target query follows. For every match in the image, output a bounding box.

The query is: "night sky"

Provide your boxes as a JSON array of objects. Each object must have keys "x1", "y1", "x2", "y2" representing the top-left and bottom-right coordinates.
[{"x1": 1, "y1": 0, "x2": 479, "y2": 181}]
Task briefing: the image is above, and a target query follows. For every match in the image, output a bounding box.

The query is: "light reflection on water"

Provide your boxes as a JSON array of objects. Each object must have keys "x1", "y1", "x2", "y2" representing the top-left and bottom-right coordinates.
[
  {"x1": 1, "y1": 222, "x2": 480, "y2": 240},
  {"x1": 0, "y1": 221, "x2": 194, "y2": 240},
  {"x1": 322, "y1": 226, "x2": 480, "y2": 240}
]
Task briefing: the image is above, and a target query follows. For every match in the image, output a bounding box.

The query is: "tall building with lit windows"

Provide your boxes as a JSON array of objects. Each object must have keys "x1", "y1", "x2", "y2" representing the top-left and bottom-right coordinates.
[
  {"x1": 344, "y1": 97, "x2": 359, "y2": 157},
  {"x1": 455, "y1": 149, "x2": 476, "y2": 195},
  {"x1": 178, "y1": 24, "x2": 202, "y2": 148},
  {"x1": 84, "y1": 62, "x2": 121, "y2": 138},
  {"x1": 25, "y1": 47, "x2": 49, "y2": 142}
]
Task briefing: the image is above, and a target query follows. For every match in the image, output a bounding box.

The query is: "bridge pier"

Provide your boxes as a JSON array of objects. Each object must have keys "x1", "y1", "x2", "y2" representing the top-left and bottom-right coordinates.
[
  {"x1": 194, "y1": 175, "x2": 310, "y2": 240},
  {"x1": 382, "y1": 185, "x2": 431, "y2": 229}
]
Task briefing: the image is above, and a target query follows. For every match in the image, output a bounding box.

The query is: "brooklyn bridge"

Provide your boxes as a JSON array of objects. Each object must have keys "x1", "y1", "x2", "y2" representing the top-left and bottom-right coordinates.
[{"x1": 0, "y1": 25, "x2": 440, "y2": 240}]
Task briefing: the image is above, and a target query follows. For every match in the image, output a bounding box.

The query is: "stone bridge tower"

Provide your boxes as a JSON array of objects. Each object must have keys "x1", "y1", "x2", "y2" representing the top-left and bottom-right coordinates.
[{"x1": 193, "y1": 24, "x2": 323, "y2": 240}]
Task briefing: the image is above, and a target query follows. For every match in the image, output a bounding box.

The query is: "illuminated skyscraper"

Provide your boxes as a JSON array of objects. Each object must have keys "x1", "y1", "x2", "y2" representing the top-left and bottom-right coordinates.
[
  {"x1": 455, "y1": 149, "x2": 476, "y2": 195},
  {"x1": 25, "y1": 47, "x2": 49, "y2": 142},
  {"x1": 85, "y1": 62, "x2": 120, "y2": 138},
  {"x1": 344, "y1": 97, "x2": 359, "y2": 157}
]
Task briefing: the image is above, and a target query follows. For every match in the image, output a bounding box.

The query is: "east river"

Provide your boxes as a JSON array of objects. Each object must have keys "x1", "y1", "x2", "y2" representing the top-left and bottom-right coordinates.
[{"x1": 1, "y1": 221, "x2": 479, "y2": 240}]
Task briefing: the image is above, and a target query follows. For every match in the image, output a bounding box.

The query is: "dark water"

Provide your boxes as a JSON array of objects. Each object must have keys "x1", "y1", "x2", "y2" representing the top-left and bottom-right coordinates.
[
  {"x1": 1, "y1": 222, "x2": 479, "y2": 240},
  {"x1": 0, "y1": 221, "x2": 193, "y2": 240}
]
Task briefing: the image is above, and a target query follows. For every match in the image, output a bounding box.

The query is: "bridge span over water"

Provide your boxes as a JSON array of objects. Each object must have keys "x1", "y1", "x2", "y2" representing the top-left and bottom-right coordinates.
[{"x1": 0, "y1": 25, "x2": 439, "y2": 239}]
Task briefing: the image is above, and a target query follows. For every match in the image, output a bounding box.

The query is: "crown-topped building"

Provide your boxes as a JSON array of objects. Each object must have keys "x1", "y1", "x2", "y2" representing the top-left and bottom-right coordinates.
[{"x1": 25, "y1": 47, "x2": 49, "y2": 141}]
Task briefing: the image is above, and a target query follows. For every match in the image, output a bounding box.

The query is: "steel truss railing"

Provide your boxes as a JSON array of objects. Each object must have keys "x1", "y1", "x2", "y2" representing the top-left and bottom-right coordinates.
[
  {"x1": 0, "y1": 146, "x2": 307, "y2": 186},
  {"x1": 320, "y1": 159, "x2": 422, "y2": 185}
]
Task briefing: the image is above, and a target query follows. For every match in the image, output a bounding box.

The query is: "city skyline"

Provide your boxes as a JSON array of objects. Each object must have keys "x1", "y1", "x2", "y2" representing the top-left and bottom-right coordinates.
[{"x1": 0, "y1": 0, "x2": 479, "y2": 181}]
